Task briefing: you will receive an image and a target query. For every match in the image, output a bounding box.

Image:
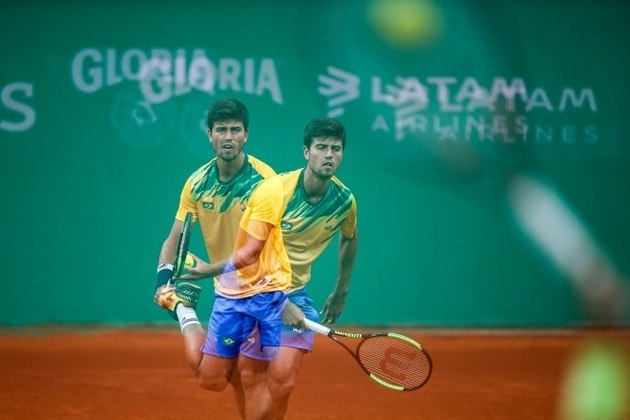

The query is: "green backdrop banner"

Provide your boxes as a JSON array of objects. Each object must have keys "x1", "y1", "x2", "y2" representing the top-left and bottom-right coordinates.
[{"x1": 2, "y1": 0, "x2": 629, "y2": 326}]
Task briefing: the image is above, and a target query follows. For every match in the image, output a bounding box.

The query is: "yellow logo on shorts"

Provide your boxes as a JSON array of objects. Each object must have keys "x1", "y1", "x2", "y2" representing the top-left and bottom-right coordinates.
[{"x1": 223, "y1": 337, "x2": 236, "y2": 346}]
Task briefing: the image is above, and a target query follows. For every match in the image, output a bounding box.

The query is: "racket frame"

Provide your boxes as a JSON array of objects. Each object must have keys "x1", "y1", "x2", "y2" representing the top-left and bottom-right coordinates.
[
  {"x1": 168, "y1": 212, "x2": 193, "y2": 287},
  {"x1": 303, "y1": 318, "x2": 432, "y2": 391}
]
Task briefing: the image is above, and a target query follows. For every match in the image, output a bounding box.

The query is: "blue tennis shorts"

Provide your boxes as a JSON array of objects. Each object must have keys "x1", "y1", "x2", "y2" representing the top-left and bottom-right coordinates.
[
  {"x1": 240, "y1": 288, "x2": 319, "y2": 361},
  {"x1": 201, "y1": 290, "x2": 287, "y2": 360}
]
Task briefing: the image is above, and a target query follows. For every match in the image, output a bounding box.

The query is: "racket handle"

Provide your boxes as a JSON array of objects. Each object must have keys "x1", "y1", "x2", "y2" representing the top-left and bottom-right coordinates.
[{"x1": 303, "y1": 319, "x2": 331, "y2": 336}]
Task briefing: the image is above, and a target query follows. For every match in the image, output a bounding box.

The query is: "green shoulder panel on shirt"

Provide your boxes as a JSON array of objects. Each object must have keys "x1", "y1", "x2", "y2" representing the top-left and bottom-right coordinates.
[
  {"x1": 282, "y1": 170, "x2": 355, "y2": 234},
  {"x1": 188, "y1": 155, "x2": 275, "y2": 212}
]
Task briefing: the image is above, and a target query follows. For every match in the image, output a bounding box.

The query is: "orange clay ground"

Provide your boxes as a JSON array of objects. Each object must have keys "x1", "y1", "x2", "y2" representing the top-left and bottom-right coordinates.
[{"x1": 0, "y1": 326, "x2": 627, "y2": 419}]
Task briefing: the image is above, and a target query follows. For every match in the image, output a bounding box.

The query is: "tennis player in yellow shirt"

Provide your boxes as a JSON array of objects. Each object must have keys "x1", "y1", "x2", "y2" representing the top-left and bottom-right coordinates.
[
  {"x1": 234, "y1": 116, "x2": 358, "y2": 419},
  {"x1": 154, "y1": 98, "x2": 289, "y2": 420}
]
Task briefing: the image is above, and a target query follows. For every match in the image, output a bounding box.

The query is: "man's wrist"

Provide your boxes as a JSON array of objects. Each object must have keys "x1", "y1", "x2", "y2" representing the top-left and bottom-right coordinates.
[
  {"x1": 222, "y1": 258, "x2": 237, "y2": 274},
  {"x1": 156, "y1": 263, "x2": 174, "y2": 288},
  {"x1": 332, "y1": 285, "x2": 349, "y2": 295}
]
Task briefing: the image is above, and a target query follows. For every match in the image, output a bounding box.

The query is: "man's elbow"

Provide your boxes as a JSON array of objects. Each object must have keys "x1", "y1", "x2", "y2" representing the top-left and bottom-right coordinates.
[
  {"x1": 241, "y1": 253, "x2": 260, "y2": 266},
  {"x1": 237, "y1": 247, "x2": 263, "y2": 267}
]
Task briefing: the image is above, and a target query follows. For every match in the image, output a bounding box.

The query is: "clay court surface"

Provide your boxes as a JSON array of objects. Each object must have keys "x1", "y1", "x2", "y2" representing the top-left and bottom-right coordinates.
[{"x1": 0, "y1": 326, "x2": 627, "y2": 420}]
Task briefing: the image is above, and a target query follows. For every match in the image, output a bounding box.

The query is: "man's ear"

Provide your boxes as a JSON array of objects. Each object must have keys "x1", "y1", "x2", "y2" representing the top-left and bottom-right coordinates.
[{"x1": 303, "y1": 145, "x2": 309, "y2": 160}]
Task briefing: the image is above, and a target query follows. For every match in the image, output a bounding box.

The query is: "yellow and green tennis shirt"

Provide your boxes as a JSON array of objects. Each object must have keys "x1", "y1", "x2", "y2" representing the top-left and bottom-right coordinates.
[
  {"x1": 275, "y1": 169, "x2": 357, "y2": 292},
  {"x1": 176, "y1": 153, "x2": 276, "y2": 267}
]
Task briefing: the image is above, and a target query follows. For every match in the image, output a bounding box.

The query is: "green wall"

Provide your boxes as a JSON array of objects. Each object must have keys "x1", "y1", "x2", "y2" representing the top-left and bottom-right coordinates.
[{"x1": 2, "y1": 0, "x2": 628, "y2": 326}]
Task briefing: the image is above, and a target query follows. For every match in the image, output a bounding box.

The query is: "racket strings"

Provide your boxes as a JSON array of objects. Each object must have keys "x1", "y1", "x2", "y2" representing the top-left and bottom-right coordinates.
[{"x1": 357, "y1": 336, "x2": 432, "y2": 389}]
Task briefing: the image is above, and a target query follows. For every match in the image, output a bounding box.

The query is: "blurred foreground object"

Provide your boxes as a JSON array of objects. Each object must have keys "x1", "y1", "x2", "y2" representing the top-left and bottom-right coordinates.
[
  {"x1": 367, "y1": 0, "x2": 444, "y2": 49},
  {"x1": 508, "y1": 174, "x2": 628, "y2": 323},
  {"x1": 558, "y1": 340, "x2": 629, "y2": 420}
]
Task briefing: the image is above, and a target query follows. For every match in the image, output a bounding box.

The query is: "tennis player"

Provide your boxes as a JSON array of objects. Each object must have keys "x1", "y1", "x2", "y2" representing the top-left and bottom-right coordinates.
[
  {"x1": 153, "y1": 98, "x2": 289, "y2": 420},
  {"x1": 238, "y1": 116, "x2": 359, "y2": 419}
]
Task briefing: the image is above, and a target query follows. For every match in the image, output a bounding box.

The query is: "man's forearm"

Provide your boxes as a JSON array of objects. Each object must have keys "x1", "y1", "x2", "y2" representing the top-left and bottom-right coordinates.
[{"x1": 335, "y1": 229, "x2": 359, "y2": 294}]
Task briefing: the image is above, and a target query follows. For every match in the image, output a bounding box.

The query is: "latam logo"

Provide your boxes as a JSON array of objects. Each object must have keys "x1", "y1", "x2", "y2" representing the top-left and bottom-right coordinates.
[{"x1": 318, "y1": 66, "x2": 600, "y2": 145}]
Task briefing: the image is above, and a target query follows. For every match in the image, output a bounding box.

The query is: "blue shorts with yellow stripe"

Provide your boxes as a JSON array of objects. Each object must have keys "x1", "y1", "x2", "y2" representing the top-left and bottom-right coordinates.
[{"x1": 201, "y1": 290, "x2": 287, "y2": 359}]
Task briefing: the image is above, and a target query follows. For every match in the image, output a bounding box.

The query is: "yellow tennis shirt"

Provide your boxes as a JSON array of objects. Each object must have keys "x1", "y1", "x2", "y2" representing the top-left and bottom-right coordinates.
[
  {"x1": 175, "y1": 154, "x2": 276, "y2": 276},
  {"x1": 220, "y1": 168, "x2": 357, "y2": 296},
  {"x1": 277, "y1": 169, "x2": 357, "y2": 291}
]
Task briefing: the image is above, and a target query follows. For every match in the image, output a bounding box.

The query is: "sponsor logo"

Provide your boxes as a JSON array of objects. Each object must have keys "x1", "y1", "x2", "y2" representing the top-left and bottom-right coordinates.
[
  {"x1": 71, "y1": 48, "x2": 284, "y2": 104},
  {"x1": 317, "y1": 66, "x2": 600, "y2": 145},
  {"x1": 70, "y1": 47, "x2": 284, "y2": 152}
]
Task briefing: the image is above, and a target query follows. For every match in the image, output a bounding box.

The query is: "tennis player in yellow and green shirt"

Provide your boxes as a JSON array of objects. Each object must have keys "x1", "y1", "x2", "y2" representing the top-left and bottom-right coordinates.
[
  {"x1": 219, "y1": 116, "x2": 358, "y2": 420},
  {"x1": 239, "y1": 117, "x2": 359, "y2": 418},
  {"x1": 154, "y1": 98, "x2": 287, "y2": 420}
]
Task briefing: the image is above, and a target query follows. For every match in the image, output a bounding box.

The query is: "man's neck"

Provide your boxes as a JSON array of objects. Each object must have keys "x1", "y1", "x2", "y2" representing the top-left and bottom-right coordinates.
[
  {"x1": 216, "y1": 152, "x2": 246, "y2": 182},
  {"x1": 302, "y1": 168, "x2": 331, "y2": 204}
]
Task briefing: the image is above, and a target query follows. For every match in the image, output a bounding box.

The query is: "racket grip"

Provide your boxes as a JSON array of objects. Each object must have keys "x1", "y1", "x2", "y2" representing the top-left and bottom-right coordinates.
[{"x1": 303, "y1": 319, "x2": 331, "y2": 336}]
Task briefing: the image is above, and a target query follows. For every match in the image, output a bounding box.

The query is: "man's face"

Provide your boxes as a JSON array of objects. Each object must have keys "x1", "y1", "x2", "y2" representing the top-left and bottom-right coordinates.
[
  {"x1": 304, "y1": 137, "x2": 344, "y2": 179},
  {"x1": 208, "y1": 119, "x2": 248, "y2": 162}
]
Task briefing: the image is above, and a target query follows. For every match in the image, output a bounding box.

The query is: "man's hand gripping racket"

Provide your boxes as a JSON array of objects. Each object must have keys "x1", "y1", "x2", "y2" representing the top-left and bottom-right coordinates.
[{"x1": 304, "y1": 319, "x2": 433, "y2": 391}]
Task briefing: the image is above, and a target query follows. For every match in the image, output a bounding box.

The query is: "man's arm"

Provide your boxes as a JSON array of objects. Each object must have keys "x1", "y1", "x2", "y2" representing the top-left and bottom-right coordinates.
[
  {"x1": 321, "y1": 226, "x2": 359, "y2": 323},
  {"x1": 158, "y1": 219, "x2": 182, "y2": 267},
  {"x1": 153, "y1": 219, "x2": 183, "y2": 306},
  {"x1": 179, "y1": 222, "x2": 272, "y2": 280}
]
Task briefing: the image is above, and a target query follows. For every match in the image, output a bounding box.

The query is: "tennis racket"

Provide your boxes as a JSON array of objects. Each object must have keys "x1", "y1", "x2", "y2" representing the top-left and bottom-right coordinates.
[
  {"x1": 304, "y1": 319, "x2": 432, "y2": 391},
  {"x1": 167, "y1": 211, "x2": 193, "y2": 287}
]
